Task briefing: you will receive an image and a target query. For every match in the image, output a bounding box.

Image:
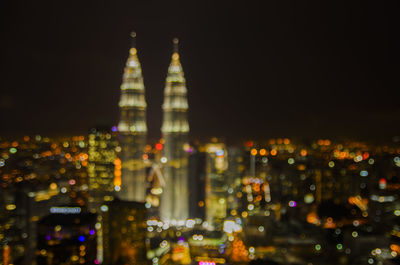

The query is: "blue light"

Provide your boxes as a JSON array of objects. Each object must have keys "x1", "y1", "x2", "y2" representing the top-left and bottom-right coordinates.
[
  {"x1": 216, "y1": 150, "x2": 224, "y2": 156},
  {"x1": 78, "y1": 236, "x2": 85, "y2": 242}
]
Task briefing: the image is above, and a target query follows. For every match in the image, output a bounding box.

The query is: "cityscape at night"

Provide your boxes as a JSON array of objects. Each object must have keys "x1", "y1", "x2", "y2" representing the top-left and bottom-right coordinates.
[{"x1": 1, "y1": 1, "x2": 399, "y2": 265}]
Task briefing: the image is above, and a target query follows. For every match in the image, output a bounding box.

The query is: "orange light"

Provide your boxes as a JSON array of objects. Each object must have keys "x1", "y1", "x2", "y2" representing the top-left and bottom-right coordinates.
[
  {"x1": 114, "y1": 158, "x2": 122, "y2": 186},
  {"x1": 250, "y1": 149, "x2": 257, "y2": 156},
  {"x1": 391, "y1": 244, "x2": 400, "y2": 253},
  {"x1": 300, "y1": 149, "x2": 307, "y2": 156},
  {"x1": 283, "y1": 138, "x2": 290, "y2": 145},
  {"x1": 259, "y1": 149, "x2": 266, "y2": 156},
  {"x1": 270, "y1": 149, "x2": 277, "y2": 156}
]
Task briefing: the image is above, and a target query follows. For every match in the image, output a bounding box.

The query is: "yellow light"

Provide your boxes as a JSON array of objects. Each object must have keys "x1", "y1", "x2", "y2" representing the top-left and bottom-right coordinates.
[
  {"x1": 130, "y1": 48, "x2": 137, "y2": 55},
  {"x1": 6, "y1": 204, "x2": 16, "y2": 211},
  {"x1": 49, "y1": 183, "x2": 57, "y2": 190},
  {"x1": 172, "y1": 52, "x2": 179, "y2": 60}
]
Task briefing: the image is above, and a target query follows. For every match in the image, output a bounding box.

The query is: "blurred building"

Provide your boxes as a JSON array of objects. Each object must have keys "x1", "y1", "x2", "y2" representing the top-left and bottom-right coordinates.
[
  {"x1": 160, "y1": 39, "x2": 190, "y2": 223},
  {"x1": 204, "y1": 141, "x2": 229, "y2": 230},
  {"x1": 87, "y1": 127, "x2": 119, "y2": 212},
  {"x1": 117, "y1": 33, "x2": 148, "y2": 202},
  {"x1": 188, "y1": 149, "x2": 206, "y2": 220},
  {"x1": 102, "y1": 199, "x2": 148, "y2": 265},
  {"x1": 36, "y1": 207, "x2": 97, "y2": 265}
]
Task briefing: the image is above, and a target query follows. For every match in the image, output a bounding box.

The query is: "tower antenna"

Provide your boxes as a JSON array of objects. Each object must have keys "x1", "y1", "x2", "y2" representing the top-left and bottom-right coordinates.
[{"x1": 130, "y1": 31, "x2": 137, "y2": 47}]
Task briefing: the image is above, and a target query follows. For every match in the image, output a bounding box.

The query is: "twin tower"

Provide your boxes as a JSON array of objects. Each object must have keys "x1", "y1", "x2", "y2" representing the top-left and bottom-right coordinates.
[{"x1": 117, "y1": 33, "x2": 189, "y2": 223}]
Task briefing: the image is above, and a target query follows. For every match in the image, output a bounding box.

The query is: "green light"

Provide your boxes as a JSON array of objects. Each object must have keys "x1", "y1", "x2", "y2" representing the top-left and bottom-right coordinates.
[
  {"x1": 9, "y1": 148, "x2": 17, "y2": 154},
  {"x1": 315, "y1": 244, "x2": 321, "y2": 251},
  {"x1": 337, "y1": 244, "x2": 343, "y2": 250}
]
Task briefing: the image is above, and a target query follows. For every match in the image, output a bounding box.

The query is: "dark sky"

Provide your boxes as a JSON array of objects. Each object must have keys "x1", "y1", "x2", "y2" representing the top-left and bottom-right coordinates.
[{"x1": 1, "y1": 1, "x2": 398, "y2": 142}]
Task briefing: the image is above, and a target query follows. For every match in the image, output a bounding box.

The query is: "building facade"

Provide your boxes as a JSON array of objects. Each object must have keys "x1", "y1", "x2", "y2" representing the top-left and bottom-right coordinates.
[
  {"x1": 87, "y1": 127, "x2": 119, "y2": 212},
  {"x1": 117, "y1": 33, "x2": 148, "y2": 202},
  {"x1": 160, "y1": 39, "x2": 190, "y2": 223}
]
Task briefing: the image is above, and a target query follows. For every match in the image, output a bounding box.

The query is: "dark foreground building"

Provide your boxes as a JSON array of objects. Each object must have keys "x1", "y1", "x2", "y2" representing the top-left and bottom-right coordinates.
[{"x1": 36, "y1": 207, "x2": 97, "y2": 265}]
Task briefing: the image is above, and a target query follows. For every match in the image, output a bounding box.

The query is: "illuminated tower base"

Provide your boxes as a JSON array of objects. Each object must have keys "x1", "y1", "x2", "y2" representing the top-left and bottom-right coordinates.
[{"x1": 119, "y1": 134, "x2": 147, "y2": 202}]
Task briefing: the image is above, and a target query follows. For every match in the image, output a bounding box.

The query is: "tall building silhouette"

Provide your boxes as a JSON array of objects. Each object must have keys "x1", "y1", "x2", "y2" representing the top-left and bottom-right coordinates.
[
  {"x1": 117, "y1": 32, "x2": 147, "y2": 202},
  {"x1": 160, "y1": 39, "x2": 190, "y2": 223}
]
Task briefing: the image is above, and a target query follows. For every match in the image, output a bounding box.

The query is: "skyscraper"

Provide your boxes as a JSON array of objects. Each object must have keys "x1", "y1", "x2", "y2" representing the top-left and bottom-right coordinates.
[
  {"x1": 87, "y1": 127, "x2": 119, "y2": 212},
  {"x1": 117, "y1": 32, "x2": 147, "y2": 202},
  {"x1": 160, "y1": 39, "x2": 190, "y2": 223}
]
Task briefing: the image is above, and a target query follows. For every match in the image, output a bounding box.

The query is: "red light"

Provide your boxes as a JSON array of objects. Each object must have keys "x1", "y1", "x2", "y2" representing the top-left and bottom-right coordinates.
[
  {"x1": 155, "y1": 143, "x2": 163, "y2": 151},
  {"x1": 245, "y1": 141, "x2": 254, "y2": 147}
]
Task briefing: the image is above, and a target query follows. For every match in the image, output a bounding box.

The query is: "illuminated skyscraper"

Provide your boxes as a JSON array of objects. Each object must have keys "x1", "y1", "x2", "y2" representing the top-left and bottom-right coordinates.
[
  {"x1": 117, "y1": 33, "x2": 147, "y2": 202},
  {"x1": 87, "y1": 127, "x2": 119, "y2": 212},
  {"x1": 160, "y1": 39, "x2": 190, "y2": 223}
]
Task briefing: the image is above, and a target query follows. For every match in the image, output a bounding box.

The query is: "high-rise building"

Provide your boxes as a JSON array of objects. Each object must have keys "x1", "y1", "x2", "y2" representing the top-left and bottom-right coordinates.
[
  {"x1": 117, "y1": 33, "x2": 147, "y2": 202},
  {"x1": 102, "y1": 199, "x2": 148, "y2": 265},
  {"x1": 160, "y1": 39, "x2": 190, "y2": 223},
  {"x1": 188, "y1": 148, "x2": 206, "y2": 220},
  {"x1": 204, "y1": 141, "x2": 229, "y2": 230},
  {"x1": 87, "y1": 127, "x2": 119, "y2": 212}
]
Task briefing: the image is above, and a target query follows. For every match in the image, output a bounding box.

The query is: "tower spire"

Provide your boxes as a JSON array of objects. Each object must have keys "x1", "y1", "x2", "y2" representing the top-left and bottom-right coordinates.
[
  {"x1": 129, "y1": 31, "x2": 137, "y2": 56},
  {"x1": 130, "y1": 31, "x2": 137, "y2": 47},
  {"x1": 173, "y1": 37, "x2": 179, "y2": 54}
]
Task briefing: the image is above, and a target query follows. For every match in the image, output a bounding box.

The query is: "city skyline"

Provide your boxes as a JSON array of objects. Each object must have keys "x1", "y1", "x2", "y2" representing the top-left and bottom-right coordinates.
[{"x1": 1, "y1": 1, "x2": 398, "y2": 142}]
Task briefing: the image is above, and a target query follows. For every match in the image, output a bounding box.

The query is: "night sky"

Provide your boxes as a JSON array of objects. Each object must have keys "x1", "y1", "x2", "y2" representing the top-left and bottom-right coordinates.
[{"x1": 1, "y1": 1, "x2": 398, "y2": 142}]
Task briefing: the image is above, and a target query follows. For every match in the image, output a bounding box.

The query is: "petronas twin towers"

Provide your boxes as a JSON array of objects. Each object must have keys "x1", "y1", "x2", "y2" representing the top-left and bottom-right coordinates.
[{"x1": 117, "y1": 33, "x2": 189, "y2": 223}]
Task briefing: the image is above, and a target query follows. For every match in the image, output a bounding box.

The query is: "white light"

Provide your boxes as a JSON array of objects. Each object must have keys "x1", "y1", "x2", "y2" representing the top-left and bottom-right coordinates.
[
  {"x1": 100, "y1": 205, "x2": 108, "y2": 212},
  {"x1": 186, "y1": 219, "x2": 195, "y2": 228},
  {"x1": 50, "y1": 207, "x2": 81, "y2": 214},
  {"x1": 223, "y1": 220, "x2": 236, "y2": 233},
  {"x1": 161, "y1": 157, "x2": 168, "y2": 163},
  {"x1": 114, "y1": 185, "x2": 121, "y2": 191}
]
